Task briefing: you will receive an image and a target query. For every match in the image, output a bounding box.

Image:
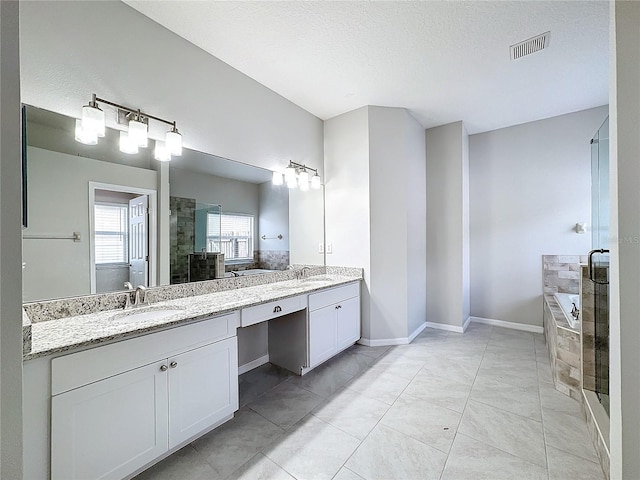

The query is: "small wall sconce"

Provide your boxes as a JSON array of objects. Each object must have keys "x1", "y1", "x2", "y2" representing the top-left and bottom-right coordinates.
[
  {"x1": 76, "y1": 93, "x2": 182, "y2": 162},
  {"x1": 272, "y1": 161, "x2": 321, "y2": 191},
  {"x1": 575, "y1": 222, "x2": 587, "y2": 234}
]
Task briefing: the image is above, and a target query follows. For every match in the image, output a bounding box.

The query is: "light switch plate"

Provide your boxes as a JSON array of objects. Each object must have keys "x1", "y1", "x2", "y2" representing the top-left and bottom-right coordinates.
[
  {"x1": 326, "y1": 243, "x2": 333, "y2": 254},
  {"x1": 318, "y1": 243, "x2": 324, "y2": 253}
]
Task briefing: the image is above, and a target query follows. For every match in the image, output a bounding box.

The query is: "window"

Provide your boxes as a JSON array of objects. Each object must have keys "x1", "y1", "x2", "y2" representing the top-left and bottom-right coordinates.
[
  {"x1": 207, "y1": 212, "x2": 254, "y2": 262},
  {"x1": 94, "y1": 203, "x2": 128, "y2": 264}
]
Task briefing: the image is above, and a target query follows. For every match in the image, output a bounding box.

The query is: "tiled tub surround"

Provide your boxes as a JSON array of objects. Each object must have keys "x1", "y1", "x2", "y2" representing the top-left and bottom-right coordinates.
[
  {"x1": 543, "y1": 254, "x2": 588, "y2": 295},
  {"x1": 543, "y1": 295, "x2": 582, "y2": 400},
  {"x1": 23, "y1": 266, "x2": 362, "y2": 360}
]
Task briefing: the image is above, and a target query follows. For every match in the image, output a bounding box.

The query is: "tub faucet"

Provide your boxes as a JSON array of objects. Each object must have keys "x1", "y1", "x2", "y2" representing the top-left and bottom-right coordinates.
[{"x1": 231, "y1": 271, "x2": 240, "y2": 277}]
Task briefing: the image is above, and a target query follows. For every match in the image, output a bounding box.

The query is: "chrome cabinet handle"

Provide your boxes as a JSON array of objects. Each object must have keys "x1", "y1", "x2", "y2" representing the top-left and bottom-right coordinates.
[
  {"x1": 160, "y1": 365, "x2": 168, "y2": 372},
  {"x1": 273, "y1": 305, "x2": 282, "y2": 313},
  {"x1": 170, "y1": 361, "x2": 178, "y2": 368},
  {"x1": 335, "y1": 305, "x2": 342, "y2": 310}
]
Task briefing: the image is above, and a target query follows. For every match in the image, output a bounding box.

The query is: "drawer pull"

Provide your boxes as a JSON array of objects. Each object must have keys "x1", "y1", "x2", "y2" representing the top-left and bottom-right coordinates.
[
  {"x1": 273, "y1": 306, "x2": 282, "y2": 313},
  {"x1": 160, "y1": 365, "x2": 168, "y2": 372},
  {"x1": 335, "y1": 305, "x2": 342, "y2": 310},
  {"x1": 170, "y1": 361, "x2": 178, "y2": 368}
]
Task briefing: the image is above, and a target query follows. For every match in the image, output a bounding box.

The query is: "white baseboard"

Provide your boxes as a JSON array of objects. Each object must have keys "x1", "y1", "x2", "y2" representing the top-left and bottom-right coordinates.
[
  {"x1": 238, "y1": 354, "x2": 269, "y2": 375},
  {"x1": 470, "y1": 316, "x2": 543, "y2": 334},
  {"x1": 408, "y1": 321, "x2": 428, "y2": 342},
  {"x1": 425, "y1": 322, "x2": 462, "y2": 333},
  {"x1": 358, "y1": 322, "x2": 427, "y2": 347}
]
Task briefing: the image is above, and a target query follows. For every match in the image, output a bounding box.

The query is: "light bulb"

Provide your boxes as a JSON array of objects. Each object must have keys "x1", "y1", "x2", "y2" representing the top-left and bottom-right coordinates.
[
  {"x1": 272, "y1": 171, "x2": 284, "y2": 186},
  {"x1": 298, "y1": 170, "x2": 310, "y2": 191},
  {"x1": 287, "y1": 177, "x2": 298, "y2": 189},
  {"x1": 166, "y1": 126, "x2": 182, "y2": 156},
  {"x1": 311, "y1": 173, "x2": 322, "y2": 190},
  {"x1": 81, "y1": 102, "x2": 105, "y2": 138},
  {"x1": 119, "y1": 131, "x2": 139, "y2": 154},
  {"x1": 284, "y1": 165, "x2": 297, "y2": 182},
  {"x1": 154, "y1": 140, "x2": 171, "y2": 162},
  {"x1": 128, "y1": 117, "x2": 148, "y2": 147},
  {"x1": 75, "y1": 119, "x2": 97, "y2": 145}
]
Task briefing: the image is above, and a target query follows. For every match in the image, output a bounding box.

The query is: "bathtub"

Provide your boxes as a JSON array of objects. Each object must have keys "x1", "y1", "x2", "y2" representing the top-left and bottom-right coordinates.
[{"x1": 554, "y1": 293, "x2": 581, "y2": 329}]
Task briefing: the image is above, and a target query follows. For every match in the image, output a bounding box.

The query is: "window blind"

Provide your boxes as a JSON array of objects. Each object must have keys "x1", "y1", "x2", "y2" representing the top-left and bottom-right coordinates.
[{"x1": 95, "y1": 203, "x2": 128, "y2": 264}]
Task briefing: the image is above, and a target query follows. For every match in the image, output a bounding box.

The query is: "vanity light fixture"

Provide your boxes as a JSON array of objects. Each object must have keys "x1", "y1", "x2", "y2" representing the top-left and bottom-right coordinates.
[
  {"x1": 273, "y1": 161, "x2": 322, "y2": 191},
  {"x1": 76, "y1": 93, "x2": 182, "y2": 161}
]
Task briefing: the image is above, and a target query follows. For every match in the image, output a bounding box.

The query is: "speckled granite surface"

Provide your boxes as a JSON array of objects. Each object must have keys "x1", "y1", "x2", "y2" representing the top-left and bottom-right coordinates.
[
  {"x1": 25, "y1": 272, "x2": 362, "y2": 361},
  {"x1": 23, "y1": 265, "x2": 331, "y2": 323},
  {"x1": 22, "y1": 309, "x2": 32, "y2": 355}
]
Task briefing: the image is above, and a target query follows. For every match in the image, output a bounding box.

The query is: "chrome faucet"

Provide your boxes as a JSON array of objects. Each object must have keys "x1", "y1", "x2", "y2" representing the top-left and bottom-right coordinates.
[
  {"x1": 134, "y1": 285, "x2": 148, "y2": 307},
  {"x1": 124, "y1": 282, "x2": 134, "y2": 309},
  {"x1": 231, "y1": 271, "x2": 241, "y2": 277}
]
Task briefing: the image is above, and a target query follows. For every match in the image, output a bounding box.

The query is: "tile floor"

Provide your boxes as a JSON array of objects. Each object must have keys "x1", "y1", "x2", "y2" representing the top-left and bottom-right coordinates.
[{"x1": 134, "y1": 323, "x2": 606, "y2": 480}]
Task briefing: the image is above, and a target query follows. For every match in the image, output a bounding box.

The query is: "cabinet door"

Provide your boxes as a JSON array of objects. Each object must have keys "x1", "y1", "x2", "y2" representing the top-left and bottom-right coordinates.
[
  {"x1": 168, "y1": 337, "x2": 238, "y2": 448},
  {"x1": 336, "y1": 296, "x2": 361, "y2": 351},
  {"x1": 51, "y1": 361, "x2": 168, "y2": 480},
  {"x1": 309, "y1": 304, "x2": 338, "y2": 368}
]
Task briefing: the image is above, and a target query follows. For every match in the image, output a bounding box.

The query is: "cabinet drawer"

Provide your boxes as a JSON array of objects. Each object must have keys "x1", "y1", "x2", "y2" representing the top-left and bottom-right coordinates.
[
  {"x1": 241, "y1": 295, "x2": 306, "y2": 327},
  {"x1": 309, "y1": 282, "x2": 360, "y2": 312},
  {"x1": 52, "y1": 312, "x2": 240, "y2": 396}
]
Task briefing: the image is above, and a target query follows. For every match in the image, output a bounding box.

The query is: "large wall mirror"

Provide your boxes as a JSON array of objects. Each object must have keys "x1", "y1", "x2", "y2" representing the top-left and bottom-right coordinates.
[{"x1": 22, "y1": 105, "x2": 325, "y2": 302}]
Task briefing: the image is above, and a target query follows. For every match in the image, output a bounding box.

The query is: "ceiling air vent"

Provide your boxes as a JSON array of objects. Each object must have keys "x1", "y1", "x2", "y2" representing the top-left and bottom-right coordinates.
[{"x1": 510, "y1": 31, "x2": 550, "y2": 60}]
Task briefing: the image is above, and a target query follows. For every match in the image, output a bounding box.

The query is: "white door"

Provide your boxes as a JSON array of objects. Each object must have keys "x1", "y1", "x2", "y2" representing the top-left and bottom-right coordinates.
[
  {"x1": 129, "y1": 195, "x2": 148, "y2": 287},
  {"x1": 168, "y1": 337, "x2": 239, "y2": 448},
  {"x1": 51, "y1": 361, "x2": 169, "y2": 480},
  {"x1": 309, "y1": 304, "x2": 338, "y2": 368},
  {"x1": 336, "y1": 296, "x2": 361, "y2": 351}
]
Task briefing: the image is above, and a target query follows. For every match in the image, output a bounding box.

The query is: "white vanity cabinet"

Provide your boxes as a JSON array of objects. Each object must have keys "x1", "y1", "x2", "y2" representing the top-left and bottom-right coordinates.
[
  {"x1": 50, "y1": 313, "x2": 239, "y2": 480},
  {"x1": 308, "y1": 282, "x2": 360, "y2": 369}
]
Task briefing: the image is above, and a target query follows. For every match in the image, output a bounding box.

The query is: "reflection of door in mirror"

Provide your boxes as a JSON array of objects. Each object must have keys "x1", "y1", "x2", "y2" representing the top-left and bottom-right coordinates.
[{"x1": 128, "y1": 194, "x2": 148, "y2": 287}]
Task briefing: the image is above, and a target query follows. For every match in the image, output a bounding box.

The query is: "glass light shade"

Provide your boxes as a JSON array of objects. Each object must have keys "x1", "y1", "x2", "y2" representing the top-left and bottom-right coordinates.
[
  {"x1": 298, "y1": 170, "x2": 310, "y2": 191},
  {"x1": 81, "y1": 104, "x2": 105, "y2": 137},
  {"x1": 287, "y1": 177, "x2": 298, "y2": 189},
  {"x1": 284, "y1": 166, "x2": 296, "y2": 182},
  {"x1": 165, "y1": 129, "x2": 182, "y2": 156},
  {"x1": 154, "y1": 140, "x2": 171, "y2": 162},
  {"x1": 272, "y1": 171, "x2": 284, "y2": 186},
  {"x1": 119, "y1": 131, "x2": 139, "y2": 154},
  {"x1": 128, "y1": 118, "x2": 148, "y2": 147},
  {"x1": 311, "y1": 173, "x2": 322, "y2": 190},
  {"x1": 75, "y1": 119, "x2": 97, "y2": 145}
]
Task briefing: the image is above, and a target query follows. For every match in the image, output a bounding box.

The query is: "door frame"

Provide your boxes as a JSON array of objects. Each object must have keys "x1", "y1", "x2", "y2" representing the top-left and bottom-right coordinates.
[{"x1": 89, "y1": 182, "x2": 158, "y2": 293}]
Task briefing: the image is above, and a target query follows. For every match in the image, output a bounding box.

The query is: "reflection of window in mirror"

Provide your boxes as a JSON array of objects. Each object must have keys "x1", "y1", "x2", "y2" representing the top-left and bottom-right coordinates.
[
  {"x1": 94, "y1": 203, "x2": 129, "y2": 264},
  {"x1": 212, "y1": 213, "x2": 254, "y2": 262}
]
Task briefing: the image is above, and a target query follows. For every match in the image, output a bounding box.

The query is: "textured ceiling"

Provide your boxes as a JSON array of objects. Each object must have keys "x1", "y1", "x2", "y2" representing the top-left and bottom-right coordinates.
[{"x1": 123, "y1": 0, "x2": 609, "y2": 134}]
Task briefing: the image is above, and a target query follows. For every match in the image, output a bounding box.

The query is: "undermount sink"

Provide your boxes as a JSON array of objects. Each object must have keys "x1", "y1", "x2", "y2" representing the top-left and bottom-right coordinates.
[{"x1": 110, "y1": 306, "x2": 186, "y2": 323}]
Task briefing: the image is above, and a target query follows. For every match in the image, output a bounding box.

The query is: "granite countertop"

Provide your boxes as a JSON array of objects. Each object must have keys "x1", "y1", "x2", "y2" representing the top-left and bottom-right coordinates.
[{"x1": 25, "y1": 274, "x2": 361, "y2": 360}]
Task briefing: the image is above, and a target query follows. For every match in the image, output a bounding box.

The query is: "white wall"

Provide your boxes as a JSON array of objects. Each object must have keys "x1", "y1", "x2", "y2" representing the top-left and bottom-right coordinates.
[
  {"x1": 288, "y1": 187, "x2": 325, "y2": 266},
  {"x1": 406, "y1": 111, "x2": 428, "y2": 336},
  {"x1": 426, "y1": 121, "x2": 469, "y2": 330},
  {"x1": 24, "y1": 147, "x2": 158, "y2": 302},
  {"x1": 325, "y1": 106, "x2": 426, "y2": 343},
  {"x1": 469, "y1": 106, "x2": 608, "y2": 327},
  {"x1": 369, "y1": 107, "x2": 409, "y2": 340},
  {"x1": 0, "y1": 2, "x2": 23, "y2": 477},
  {"x1": 324, "y1": 107, "x2": 371, "y2": 338},
  {"x1": 609, "y1": 2, "x2": 640, "y2": 477}
]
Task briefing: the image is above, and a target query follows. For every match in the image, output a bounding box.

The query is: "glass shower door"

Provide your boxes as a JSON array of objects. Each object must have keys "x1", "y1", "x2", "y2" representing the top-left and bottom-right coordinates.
[{"x1": 590, "y1": 116, "x2": 610, "y2": 416}]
